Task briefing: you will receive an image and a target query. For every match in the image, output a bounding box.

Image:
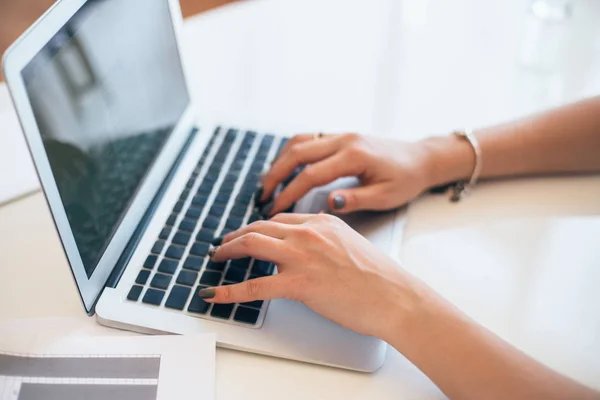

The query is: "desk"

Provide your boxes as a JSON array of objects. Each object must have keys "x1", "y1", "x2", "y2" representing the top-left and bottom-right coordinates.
[{"x1": 1, "y1": 0, "x2": 600, "y2": 398}]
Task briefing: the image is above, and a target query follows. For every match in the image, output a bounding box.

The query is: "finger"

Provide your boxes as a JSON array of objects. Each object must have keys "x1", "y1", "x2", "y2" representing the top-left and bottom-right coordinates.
[
  {"x1": 199, "y1": 275, "x2": 289, "y2": 304},
  {"x1": 269, "y1": 152, "x2": 363, "y2": 216},
  {"x1": 269, "y1": 213, "x2": 314, "y2": 225},
  {"x1": 261, "y1": 136, "x2": 342, "y2": 202},
  {"x1": 276, "y1": 134, "x2": 315, "y2": 159},
  {"x1": 329, "y1": 183, "x2": 396, "y2": 213},
  {"x1": 221, "y1": 220, "x2": 289, "y2": 245},
  {"x1": 276, "y1": 133, "x2": 338, "y2": 159},
  {"x1": 211, "y1": 232, "x2": 290, "y2": 264}
]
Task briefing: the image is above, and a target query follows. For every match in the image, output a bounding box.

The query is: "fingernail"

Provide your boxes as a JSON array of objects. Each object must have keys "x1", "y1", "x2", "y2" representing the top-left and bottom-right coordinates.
[
  {"x1": 211, "y1": 237, "x2": 223, "y2": 246},
  {"x1": 254, "y1": 185, "x2": 265, "y2": 205},
  {"x1": 198, "y1": 288, "x2": 216, "y2": 299},
  {"x1": 261, "y1": 201, "x2": 275, "y2": 218},
  {"x1": 208, "y1": 246, "x2": 219, "y2": 258},
  {"x1": 332, "y1": 195, "x2": 345, "y2": 210}
]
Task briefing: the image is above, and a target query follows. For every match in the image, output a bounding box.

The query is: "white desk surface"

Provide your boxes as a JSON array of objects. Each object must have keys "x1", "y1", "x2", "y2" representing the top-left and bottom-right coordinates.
[{"x1": 1, "y1": 0, "x2": 600, "y2": 398}]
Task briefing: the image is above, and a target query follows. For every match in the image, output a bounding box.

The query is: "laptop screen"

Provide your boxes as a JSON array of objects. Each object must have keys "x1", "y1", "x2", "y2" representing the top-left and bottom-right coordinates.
[{"x1": 21, "y1": 0, "x2": 190, "y2": 278}]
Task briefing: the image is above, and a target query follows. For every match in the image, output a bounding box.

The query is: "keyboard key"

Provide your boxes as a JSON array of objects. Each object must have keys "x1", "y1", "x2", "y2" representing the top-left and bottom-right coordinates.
[
  {"x1": 203, "y1": 215, "x2": 220, "y2": 229},
  {"x1": 186, "y1": 208, "x2": 202, "y2": 220},
  {"x1": 230, "y1": 258, "x2": 251, "y2": 269},
  {"x1": 158, "y1": 259, "x2": 178, "y2": 274},
  {"x1": 200, "y1": 271, "x2": 222, "y2": 286},
  {"x1": 188, "y1": 286, "x2": 211, "y2": 314},
  {"x1": 229, "y1": 206, "x2": 247, "y2": 218},
  {"x1": 196, "y1": 228, "x2": 215, "y2": 243},
  {"x1": 143, "y1": 255, "x2": 157, "y2": 269},
  {"x1": 179, "y1": 219, "x2": 196, "y2": 233},
  {"x1": 251, "y1": 260, "x2": 274, "y2": 276},
  {"x1": 191, "y1": 194, "x2": 208, "y2": 206},
  {"x1": 225, "y1": 267, "x2": 247, "y2": 283},
  {"x1": 151, "y1": 240, "x2": 165, "y2": 255},
  {"x1": 150, "y1": 273, "x2": 172, "y2": 290},
  {"x1": 172, "y1": 231, "x2": 191, "y2": 246},
  {"x1": 190, "y1": 241, "x2": 210, "y2": 257},
  {"x1": 234, "y1": 306, "x2": 260, "y2": 324},
  {"x1": 242, "y1": 300, "x2": 264, "y2": 309},
  {"x1": 206, "y1": 261, "x2": 227, "y2": 272},
  {"x1": 225, "y1": 218, "x2": 243, "y2": 230},
  {"x1": 127, "y1": 285, "x2": 143, "y2": 301},
  {"x1": 176, "y1": 270, "x2": 198, "y2": 287},
  {"x1": 165, "y1": 285, "x2": 192, "y2": 310},
  {"x1": 142, "y1": 288, "x2": 165, "y2": 306},
  {"x1": 166, "y1": 213, "x2": 177, "y2": 226},
  {"x1": 211, "y1": 303, "x2": 234, "y2": 319},
  {"x1": 158, "y1": 228, "x2": 171, "y2": 240},
  {"x1": 209, "y1": 205, "x2": 226, "y2": 217},
  {"x1": 135, "y1": 269, "x2": 151, "y2": 285},
  {"x1": 165, "y1": 245, "x2": 185, "y2": 260},
  {"x1": 214, "y1": 192, "x2": 230, "y2": 204},
  {"x1": 183, "y1": 256, "x2": 204, "y2": 271},
  {"x1": 179, "y1": 188, "x2": 191, "y2": 201},
  {"x1": 220, "y1": 182, "x2": 235, "y2": 191},
  {"x1": 173, "y1": 201, "x2": 184, "y2": 213}
]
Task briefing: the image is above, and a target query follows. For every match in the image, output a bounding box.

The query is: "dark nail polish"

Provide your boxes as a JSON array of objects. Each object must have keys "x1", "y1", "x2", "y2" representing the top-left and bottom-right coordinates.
[
  {"x1": 208, "y1": 246, "x2": 219, "y2": 258},
  {"x1": 254, "y1": 185, "x2": 265, "y2": 205},
  {"x1": 261, "y1": 201, "x2": 275, "y2": 218},
  {"x1": 211, "y1": 237, "x2": 223, "y2": 246},
  {"x1": 332, "y1": 195, "x2": 345, "y2": 210},
  {"x1": 198, "y1": 288, "x2": 216, "y2": 299}
]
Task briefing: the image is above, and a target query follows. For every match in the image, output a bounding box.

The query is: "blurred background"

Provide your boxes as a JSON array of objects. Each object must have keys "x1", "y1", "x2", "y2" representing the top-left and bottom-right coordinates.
[{"x1": 0, "y1": 0, "x2": 238, "y2": 81}]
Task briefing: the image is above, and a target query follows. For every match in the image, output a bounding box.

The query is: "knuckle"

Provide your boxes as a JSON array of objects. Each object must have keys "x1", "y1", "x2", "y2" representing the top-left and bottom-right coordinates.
[
  {"x1": 240, "y1": 232, "x2": 261, "y2": 249},
  {"x1": 317, "y1": 213, "x2": 339, "y2": 224},
  {"x1": 344, "y1": 132, "x2": 362, "y2": 143},
  {"x1": 299, "y1": 165, "x2": 317, "y2": 183},
  {"x1": 245, "y1": 279, "x2": 261, "y2": 298},
  {"x1": 345, "y1": 143, "x2": 366, "y2": 159},
  {"x1": 288, "y1": 144, "x2": 303, "y2": 161},
  {"x1": 250, "y1": 220, "x2": 269, "y2": 230},
  {"x1": 219, "y1": 286, "x2": 233, "y2": 302},
  {"x1": 297, "y1": 225, "x2": 324, "y2": 243}
]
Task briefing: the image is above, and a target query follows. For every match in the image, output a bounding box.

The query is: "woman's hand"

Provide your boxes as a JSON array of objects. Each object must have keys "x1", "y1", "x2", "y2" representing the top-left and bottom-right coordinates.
[
  {"x1": 258, "y1": 133, "x2": 437, "y2": 216},
  {"x1": 202, "y1": 213, "x2": 425, "y2": 341}
]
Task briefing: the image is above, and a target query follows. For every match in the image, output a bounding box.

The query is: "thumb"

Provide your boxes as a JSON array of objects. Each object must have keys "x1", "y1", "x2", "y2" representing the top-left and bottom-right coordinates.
[
  {"x1": 329, "y1": 183, "x2": 394, "y2": 213},
  {"x1": 198, "y1": 275, "x2": 285, "y2": 304}
]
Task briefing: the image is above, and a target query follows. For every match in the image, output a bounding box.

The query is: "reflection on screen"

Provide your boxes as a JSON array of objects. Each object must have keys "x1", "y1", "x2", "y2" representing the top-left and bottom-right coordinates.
[{"x1": 22, "y1": 0, "x2": 190, "y2": 277}]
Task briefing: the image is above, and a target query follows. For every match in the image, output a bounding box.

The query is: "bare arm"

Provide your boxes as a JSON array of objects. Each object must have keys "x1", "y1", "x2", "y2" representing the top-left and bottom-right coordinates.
[
  {"x1": 424, "y1": 96, "x2": 600, "y2": 186},
  {"x1": 218, "y1": 97, "x2": 600, "y2": 399},
  {"x1": 386, "y1": 285, "x2": 600, "y2": 400}
]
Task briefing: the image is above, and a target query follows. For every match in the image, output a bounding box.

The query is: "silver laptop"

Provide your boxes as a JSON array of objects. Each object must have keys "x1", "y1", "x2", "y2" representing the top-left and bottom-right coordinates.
[{"x1": 2, "y1": 0, "x2": 404, "y2": 371}]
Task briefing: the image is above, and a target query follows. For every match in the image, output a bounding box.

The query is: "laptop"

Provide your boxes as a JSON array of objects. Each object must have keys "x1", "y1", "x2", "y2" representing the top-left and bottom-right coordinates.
[{"x1": 2, "y1": 0, "x2": 404, "y2": 372}]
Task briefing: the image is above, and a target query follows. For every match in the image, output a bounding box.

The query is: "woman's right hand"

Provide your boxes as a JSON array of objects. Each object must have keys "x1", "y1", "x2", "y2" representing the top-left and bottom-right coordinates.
[
  {"x1": 202, "y1": 213, "x2": 429, "y2": 341},
  {"x1": 258, "y1": 133, "x2": 440, "y2": 216}
]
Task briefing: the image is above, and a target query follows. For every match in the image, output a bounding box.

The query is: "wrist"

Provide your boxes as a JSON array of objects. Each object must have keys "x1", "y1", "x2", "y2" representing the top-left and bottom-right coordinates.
[
  {"x1": 419, "y1": 134, "x2": 477, "y2": 188},
  {"x1": 382, "y1": 273, "x2": 459, "y2": 353},
  {"x1": 376, "y1": 270, "x2": 441, "y2": 346}
]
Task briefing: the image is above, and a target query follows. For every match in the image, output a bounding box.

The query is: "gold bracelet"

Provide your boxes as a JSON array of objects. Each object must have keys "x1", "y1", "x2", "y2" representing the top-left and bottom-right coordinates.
[{"x1": 450, "y1": 129, "x2": 482, "y2": 202}]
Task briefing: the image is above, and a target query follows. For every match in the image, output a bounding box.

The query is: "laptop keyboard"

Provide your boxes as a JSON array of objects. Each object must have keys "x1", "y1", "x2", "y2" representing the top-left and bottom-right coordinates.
[{"x1": 126, "y1": 127, "x2": 287, "y2": 328}]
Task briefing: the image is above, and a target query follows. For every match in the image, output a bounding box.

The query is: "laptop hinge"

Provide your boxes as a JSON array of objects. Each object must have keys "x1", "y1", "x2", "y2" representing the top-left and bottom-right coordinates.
[{"x1": 100, "y1": 127, "x2": 198, "y2": 296}]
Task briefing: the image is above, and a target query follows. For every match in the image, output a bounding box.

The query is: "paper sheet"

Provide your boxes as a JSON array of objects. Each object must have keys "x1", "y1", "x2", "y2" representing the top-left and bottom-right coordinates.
[
  {"x1": 0, "y1": 107, "x2": 40, "y2": 205},
  {"x1": 0, "y1": 317, "x2": 215, "y2": 400}
]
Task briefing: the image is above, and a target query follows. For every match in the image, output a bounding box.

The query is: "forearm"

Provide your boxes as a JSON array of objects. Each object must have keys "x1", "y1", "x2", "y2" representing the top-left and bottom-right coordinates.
[
  {"x1": 385, "y1": 284, "x2": 600, "y2": 400},
  {"x1": 422, "y1": 96, "x2": 600, "y2": 186}
]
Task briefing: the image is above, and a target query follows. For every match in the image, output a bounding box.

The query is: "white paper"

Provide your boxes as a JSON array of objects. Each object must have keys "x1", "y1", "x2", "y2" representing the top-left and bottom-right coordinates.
[
  {"x1": 0, "y1": 106, "x2": 40, "y2": 205},
  {"x1": 0, "y1": 317, "x2": 216, "y2": 400}
]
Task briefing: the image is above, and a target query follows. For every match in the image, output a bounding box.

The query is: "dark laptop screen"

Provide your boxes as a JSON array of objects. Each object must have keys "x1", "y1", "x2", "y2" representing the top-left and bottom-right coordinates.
[{"x1": 22, "y1": 0, "x2": 190, "y2": 277}]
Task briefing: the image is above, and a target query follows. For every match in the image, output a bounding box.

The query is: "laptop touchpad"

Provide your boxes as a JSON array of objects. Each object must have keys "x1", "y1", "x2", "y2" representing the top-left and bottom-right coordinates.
[{"x1": 294, "y1": 178, "x2": 402, "y2": 251}]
